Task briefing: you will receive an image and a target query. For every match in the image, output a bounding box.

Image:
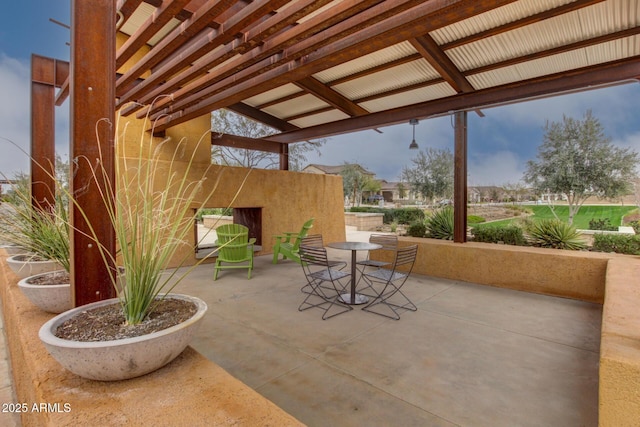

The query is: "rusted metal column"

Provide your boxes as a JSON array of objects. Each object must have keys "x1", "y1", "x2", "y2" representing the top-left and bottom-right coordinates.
[
  {"x1": 30, "y1": 55, "x2": 57, "y2": 212},
  {"x1": 453, "y1": 111, "x2": 468, "y2": 243},
  {"x1": 69, "y1": 0, "x2": 117, "y2": 306},
  {"x1": 279, "y1": 142, "x2": 289, "y2": 170}
]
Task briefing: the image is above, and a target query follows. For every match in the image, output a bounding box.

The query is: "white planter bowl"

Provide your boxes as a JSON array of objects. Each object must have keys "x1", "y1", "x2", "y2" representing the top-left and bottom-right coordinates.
[
  {"x1": 6, "y1": 254, "x2": 62, "y2": 279},
  {"x1": 0, "y1": 245, "x2": 27, "y2": 256},
  {"x1": 18, "y1": 271, "x2": 72, "y2": 313},
  {"x1": 39, "y1": 294, "x2": 207, "y2": 381}
]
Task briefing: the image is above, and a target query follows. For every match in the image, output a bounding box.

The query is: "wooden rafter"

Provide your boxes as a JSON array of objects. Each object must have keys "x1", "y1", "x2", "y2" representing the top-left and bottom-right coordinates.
[
  {"x1": 262, "y1": 56, "x2": 640, "y2": 143},
  {"x1": 149, "y1": 0, "x2": 514, "y2": 132}
]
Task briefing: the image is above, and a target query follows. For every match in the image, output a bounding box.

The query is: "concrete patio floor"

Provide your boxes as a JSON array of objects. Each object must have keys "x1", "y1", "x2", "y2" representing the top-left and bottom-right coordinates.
[{"x1": 177, "y1": 228, "x2": 601, "y2": 427}]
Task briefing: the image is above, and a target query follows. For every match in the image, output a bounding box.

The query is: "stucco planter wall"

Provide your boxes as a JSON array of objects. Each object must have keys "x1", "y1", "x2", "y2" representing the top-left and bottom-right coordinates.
[
  {"x1": 39, "y1": 294, "x2": 208, "y2": 381},
  {"x1": 371, "y1": 237, "x2": 620, "y2": 303},
  {"x1": 18, "y1": 270, "x2": 72, "y2": 313},
  {"x1": 1, "y1": 250, "x2": 302, "y2": 425}
]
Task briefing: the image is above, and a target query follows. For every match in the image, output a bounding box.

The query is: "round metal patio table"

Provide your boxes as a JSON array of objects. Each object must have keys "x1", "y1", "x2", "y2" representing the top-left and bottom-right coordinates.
[{"x1": 327, "y1": 241, "x2": 382, "y2": 305}]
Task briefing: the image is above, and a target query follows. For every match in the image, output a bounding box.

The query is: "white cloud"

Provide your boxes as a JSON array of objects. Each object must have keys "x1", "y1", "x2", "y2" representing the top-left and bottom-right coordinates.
[{"x1": 469, "y1": 151, "x2": 524, "y2": 186}]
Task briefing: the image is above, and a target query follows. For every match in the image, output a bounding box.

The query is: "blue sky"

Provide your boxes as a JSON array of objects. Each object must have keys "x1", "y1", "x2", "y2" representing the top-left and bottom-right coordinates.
[{"x1": 1, "y1": 1, "x2": 639, "y2": 186}]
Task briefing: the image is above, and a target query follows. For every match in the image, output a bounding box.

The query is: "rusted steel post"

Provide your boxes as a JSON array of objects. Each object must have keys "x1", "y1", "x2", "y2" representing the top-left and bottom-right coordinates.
[
  {"x1": 453, "y1": 111, "x2": 468, "y2": 243},
  {"x1": 279, "y1": 142, "x2": 289, "y2": 170},
  {"x1": 30, "y1": 55, "x2": 57, "y2": 212},
  {"x1": 69, "y1": 0, "x2": 117, "y2": 306}
]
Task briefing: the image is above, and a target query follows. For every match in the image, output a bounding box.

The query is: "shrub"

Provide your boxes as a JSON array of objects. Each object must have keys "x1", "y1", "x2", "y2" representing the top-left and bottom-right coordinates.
[
  {"x1": 592, "y1": 234, "x2": 640, "y2": 255},
  {"x1": 406, "y1": 221, "x2": 426, "y2": 237},
  {"x1": 471, "y1": 225, "x2": 526, "y2": 246},
  {"x1": 588, "y1": 218, "x2": 617, "y2": 231},
  {"x1": 426, "y1": 207, "x2": 454, "y2": 240},
  {"x1": 467, "y1": 215, "x2": 485, "y2": 224},
  {"x1": 626, "y1": 220, "x2": 640, "y2": 234},
  {"x1": 526, "y1": 219, "x2": 586, "y2": 250},
  {"x1": 348, "y1": 206, "x2": 424, "y2": 224}
]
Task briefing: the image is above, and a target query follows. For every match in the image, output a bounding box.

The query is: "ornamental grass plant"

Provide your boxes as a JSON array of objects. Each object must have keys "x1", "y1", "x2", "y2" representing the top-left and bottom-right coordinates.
[
  {"x1": 3, "y1": 104, "x2": 249, "y2": 326},
  {"x1": 75, "y1": 112, "x2": 248, "y2": 326},
  {"x1": 0, "y1": 177, "x2": 70, "y2": 272}
]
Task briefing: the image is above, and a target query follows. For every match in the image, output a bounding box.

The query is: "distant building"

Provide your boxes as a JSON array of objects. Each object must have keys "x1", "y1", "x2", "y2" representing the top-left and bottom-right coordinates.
[{"x1": 302, "y1": 163, "x2": 375, "y2": 178}]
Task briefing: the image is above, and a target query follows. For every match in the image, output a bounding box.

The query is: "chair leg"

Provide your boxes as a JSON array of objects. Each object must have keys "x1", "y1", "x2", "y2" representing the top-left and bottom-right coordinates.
[
  {"x1": 213, "y1": 260, "x2": 221, "y2": 280},
  {"x1": 362, "y1": 284, "x2": 417, "y2": 320},
  {"x1": 272, "y1": 244, "x2": 280, "y2": 264}
]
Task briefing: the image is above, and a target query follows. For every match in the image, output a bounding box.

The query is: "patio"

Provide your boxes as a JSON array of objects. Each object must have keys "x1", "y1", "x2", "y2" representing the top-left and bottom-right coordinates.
[{"x1": 179, "y1": 228, "x2": 601, "y2": 426}]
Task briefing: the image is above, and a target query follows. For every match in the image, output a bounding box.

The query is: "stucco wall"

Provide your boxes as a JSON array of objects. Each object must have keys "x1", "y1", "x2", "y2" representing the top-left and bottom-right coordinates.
[
  {"x1": 115, "y1": 106, "x2": 345, "y2": 269},
  {"x1": 599, "y1": 258, "x2": 640, "y2": 426},
  {"x1": 372, "y1": 237, "x2": 620, "y2": 303}
]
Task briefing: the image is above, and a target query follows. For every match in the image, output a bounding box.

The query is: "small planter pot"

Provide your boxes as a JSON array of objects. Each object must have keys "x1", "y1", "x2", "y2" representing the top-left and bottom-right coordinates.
[
  {"x1": 39, "y1": 294, "x2": 207, "y2": 381},
  {"x1": 6, "y1": 254, "x2": 62, "y2": 279},
  {"x1": 18, "y1": 271, "x2": 72, "y2": 314},
  {"x1": 0, "y1": 244, "x2": 26, "y2": 256}
]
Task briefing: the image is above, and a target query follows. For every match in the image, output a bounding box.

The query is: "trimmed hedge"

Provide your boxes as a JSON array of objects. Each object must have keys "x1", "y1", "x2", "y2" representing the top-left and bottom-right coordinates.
[
  {"x1": 471, "y1": 225, "x2": 526, "y2": 246},
  {"x1": 407, "y1": 221, "x2": 426, "y2": 238},
  {"x1": 349, "y1": 207, "x2": 425, "y2": 224},
  {"x1": 593, "y1": 234, "x2": 640, "y2": 255}
]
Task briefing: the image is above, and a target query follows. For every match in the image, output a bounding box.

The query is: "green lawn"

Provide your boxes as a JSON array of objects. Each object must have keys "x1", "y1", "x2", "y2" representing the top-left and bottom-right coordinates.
[{"x1": 477, "y1": 205, "x2": 638, "y2": 229}]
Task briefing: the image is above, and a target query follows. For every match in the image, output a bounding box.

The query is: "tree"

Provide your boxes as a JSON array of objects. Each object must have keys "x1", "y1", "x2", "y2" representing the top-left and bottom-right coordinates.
[
  {"x1": 524, "y1": 110, "x2": 638, "y2": 225},
  {"x1": 211, "y1": 109, "x2": 324, "y2": 170},
  {"x1": 339, "y1": 163, "x2": 379, "y2": 206},
  {"x1": 402, "y1": 147, "x2": 454, "y2": 204}
]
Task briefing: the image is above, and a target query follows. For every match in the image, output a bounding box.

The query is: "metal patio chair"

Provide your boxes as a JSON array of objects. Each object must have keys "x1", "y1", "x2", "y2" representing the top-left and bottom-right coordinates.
[
  {"x1": 298, "y1": 244, "x2": 353, "y2": 320},
  {"x1": 355, "y1": 234, "x2": 398, "y2": 296},
  {"x1": 300, "y1": 234, "x2": 347, "y2": 294},
  {"x1": 361, "y1": 244, "x2": 418, "y2": 320}
]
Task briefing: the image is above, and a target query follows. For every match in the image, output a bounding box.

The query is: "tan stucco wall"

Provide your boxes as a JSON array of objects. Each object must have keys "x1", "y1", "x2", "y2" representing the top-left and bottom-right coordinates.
[
  {"x1": 114, "y1": 109, "x2": 345, "y2": 268},
  {"x1": 372, "y1": 237, "x2": 623, "y2": 303},
  {"x1": 0, "y1": 253, "x2": 304, "y2": 426},
  {"x1": 599, "y1": 258, "x2": 640, "y2": 426}
]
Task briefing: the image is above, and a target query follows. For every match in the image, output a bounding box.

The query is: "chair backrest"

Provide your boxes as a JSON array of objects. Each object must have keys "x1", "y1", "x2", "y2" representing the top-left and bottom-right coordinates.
[
  {"x1": 369, "y1": 234, "x2": 398, "y2": 250},
  {"x1": 216, "y1": 224, "x2": 249, "y2": 245},
  {"x1": 393, "y1": 245, "x2": 418, "y2": 272},
  {"x1": 301, "y1": 234, "x2": 324, "y2": 248},
  {"x1": 298, "y1": 244, "x2": 329, "y2": 267},
  {"x1": 292, "y1": 218, "x2": 315, "y2": 251}
]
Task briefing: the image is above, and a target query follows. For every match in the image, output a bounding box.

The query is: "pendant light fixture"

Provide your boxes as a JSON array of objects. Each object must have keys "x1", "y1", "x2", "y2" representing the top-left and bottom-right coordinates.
[{"x1": 409, "y1": 119, "x2": 419, "y2": 150}]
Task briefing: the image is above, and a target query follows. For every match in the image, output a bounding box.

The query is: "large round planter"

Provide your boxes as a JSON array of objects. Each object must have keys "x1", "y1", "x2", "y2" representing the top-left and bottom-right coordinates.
[
  {"x1": 39, "y1": 294, "x2": 207, "y2": 381},
  {"x1": 6, "y1": 254, "x2": 62, "y2": 279},
  {"x1": 18, "y1": 271, "x2": 72, "y2": 313}
]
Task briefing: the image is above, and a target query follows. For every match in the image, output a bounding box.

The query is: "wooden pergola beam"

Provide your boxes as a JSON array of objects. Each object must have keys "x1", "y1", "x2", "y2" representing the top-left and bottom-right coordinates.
[
  {"x1": 263, "y1": 56, "x2": 640, "y2": 143},
  {"x1": 148, "y1": 0, "x2": 514, "y2": 132},
  {"x1": 69, "y1": 0, "x2": 117, "y2": 307},
  {"x1": 30, "y1": 54, "x2": 69, "y2": 212},
  {"x1": 212, "y1": 133, "x2": 285, "y2": 154}
]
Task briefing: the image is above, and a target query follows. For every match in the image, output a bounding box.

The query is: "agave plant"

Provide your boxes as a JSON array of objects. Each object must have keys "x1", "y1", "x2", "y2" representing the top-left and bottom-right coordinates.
[
  {"x1": 426, "y1": 206, "x2": 454, "y2": 240},
  {"x1": 526, "y1": 219, "x2": 586, "y2": 250}
]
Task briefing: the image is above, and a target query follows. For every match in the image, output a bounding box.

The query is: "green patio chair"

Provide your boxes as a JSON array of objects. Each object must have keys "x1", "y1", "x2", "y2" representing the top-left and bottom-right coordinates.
[
  {"x1": 272, "y1": 218, "x2": 314, "y2": 265},
  {"x1": 213, "y1": 224, "x2": 255, "y2": 280}
]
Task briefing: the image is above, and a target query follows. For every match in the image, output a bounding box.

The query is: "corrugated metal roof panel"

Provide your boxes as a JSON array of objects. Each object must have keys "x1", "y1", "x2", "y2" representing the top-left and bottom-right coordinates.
[
  {"x1": 585, "y1": 34, "x2": 640, "y2": 64},
  {"x1": 119, "y1": 3, "x2": 180, "y2": 46},
  {"x1": 333, "y1": 59, "x2": 439, "y2": 100},
  {"x1": 262, "y1": 94, "x2": 329, "y2": 118},
  {"x1": 314, "y1": 42, "x2": 417, "y2": 83},
  {"x1": 359, "y1": 83, "x2": 457, "y2": 113},
  {"x1": 242, "y1": 84, "x2": 303, "y2": 107},
  {"x1": 290, "y1": 110, "x2": 350, "y2": 128},
  {"x1": 446, "y1": 0, "x2": 639, "y2": 72},
  {"x1": 430, "y1": 0, "x2": 573, "y2": 45}
]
